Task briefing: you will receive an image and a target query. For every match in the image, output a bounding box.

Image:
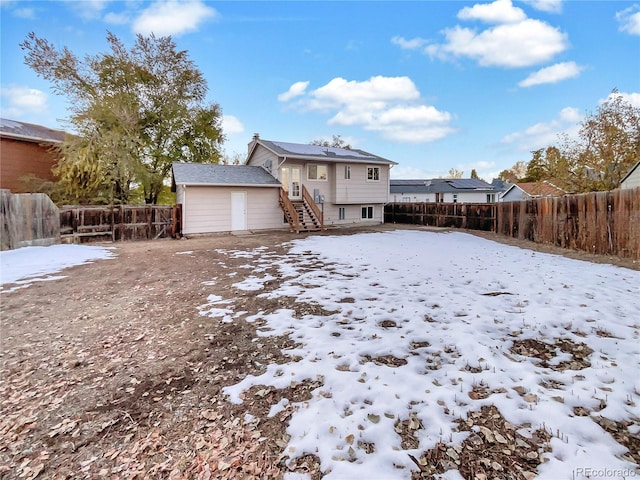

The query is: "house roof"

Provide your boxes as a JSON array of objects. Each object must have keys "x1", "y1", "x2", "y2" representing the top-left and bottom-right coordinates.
[
  {"x1": 171, "y1": 162, "x2": 281, "y2": 189},
  {"x1": 250, "y1": 137, "x2": 397, "y2": 165},
  {"x1": 0, "y1": 118, "x2": 66, "y2": 143},
  {"x1": 490, "y1": 178, "x2": 512, "y2": 193},
  {"x1": 390, "y1": 178, "x2": 495, "y2": 194},
  {"x1": 620, "y1": 160, "x2": 640, "y2": 184},
  {"x1": 503, "y1": 181, "x2": 566, "y2": 198}
]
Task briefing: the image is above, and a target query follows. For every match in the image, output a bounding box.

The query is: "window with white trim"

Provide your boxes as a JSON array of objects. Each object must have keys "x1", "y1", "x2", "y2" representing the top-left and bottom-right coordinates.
[
  {"x1": 452, "y1": 194, "x2": 458, "y2": 203},
  {"x1": 307, "y1": 164, "x2": 328, "y2": 181},
  {"x1": 361, "y1": 206, "x2": 374, "y2": 219},
  {"x1": 338, "y1": 207, "x2": 346, "y2": 220},
  {"x1": 367, "y1": 166, "x2": 380, "y2": 181},
  {"x1": 344, "y1": 165, "x2": 351, "y2": 179}
]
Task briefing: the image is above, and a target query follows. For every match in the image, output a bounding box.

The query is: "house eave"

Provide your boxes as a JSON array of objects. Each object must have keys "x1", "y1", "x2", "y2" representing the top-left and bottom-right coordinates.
[
  {"x1": 280, "y1": 155, "x2": 397, "y2": 165},
  {"x1": 0, "y1": 131, "x2": 63, "y2": 144},
  {"x1": 176, "y1": 182, "x2": 281, "y2": 188},
  {"x1": 620, "y1": 160, "x2": 640, "y2": 184}
]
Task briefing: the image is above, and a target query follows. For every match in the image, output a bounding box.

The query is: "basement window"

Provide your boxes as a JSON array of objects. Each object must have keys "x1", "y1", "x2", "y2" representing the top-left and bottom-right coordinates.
[{"x1": 361, "y1": 206, "x2": 374, "y2": 219}]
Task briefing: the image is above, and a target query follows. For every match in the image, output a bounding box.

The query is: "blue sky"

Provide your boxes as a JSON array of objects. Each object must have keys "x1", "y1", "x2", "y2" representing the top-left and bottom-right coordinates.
[{"x1": 1, "y1": 0, "x2": 639, "y2": 181}]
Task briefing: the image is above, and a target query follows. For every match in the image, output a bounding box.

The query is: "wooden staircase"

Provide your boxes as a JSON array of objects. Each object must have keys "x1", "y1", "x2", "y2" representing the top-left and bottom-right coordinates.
[{"x1": 279, "y1": 186, "x2": 324, "y2": 233}]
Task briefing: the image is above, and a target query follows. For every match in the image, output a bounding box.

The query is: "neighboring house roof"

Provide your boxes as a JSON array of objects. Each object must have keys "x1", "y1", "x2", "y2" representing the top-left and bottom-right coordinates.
[
  {"x1": 248, "y1": 135, "x2": 397, "y2": 165},
  {"x1": 503, "y1": 181, "x2": 566, "y2": 198},
  {"x1": 490, "y1": 178, "x2": 512, "y2": 193},
  {"x1": 0, "y1": 118, "x2": 66, "y2": 143},
  {"x1": 390, "y1": 178, "x2": 495, "y2": 194},
  {"x1": 171, "y1": 162, "x2": 281, "y2": 189},
  {"x1": 620, "y1": 160, "x2": 640, "y2": 184}
]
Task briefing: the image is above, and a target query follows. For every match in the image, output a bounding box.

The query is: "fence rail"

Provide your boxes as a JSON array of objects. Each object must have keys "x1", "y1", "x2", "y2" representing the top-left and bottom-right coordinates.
[
  {"x1": 384, "y1": 202, "x2": 495, "y2": 231},
  {"x1": 60, "y1": 204, "x2": 181, "y2": 243},
  {"x1": 384, "y1": 187, "x2": 640, "y2": 260},
  {"x1": 495, "y1": 188, "x2": 640, "y2": 260}
]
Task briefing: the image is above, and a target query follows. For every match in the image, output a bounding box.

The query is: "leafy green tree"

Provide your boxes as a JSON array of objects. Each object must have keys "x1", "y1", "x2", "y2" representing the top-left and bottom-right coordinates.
[
  {"x1": 21, "y1": 31, "x2": 225, "y2": 204},
  {"x1": 470, "y1": 169, "x2": 479, "y2": 179}
]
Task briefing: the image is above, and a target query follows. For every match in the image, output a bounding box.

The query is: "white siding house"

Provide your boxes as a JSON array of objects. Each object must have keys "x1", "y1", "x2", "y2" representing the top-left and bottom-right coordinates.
[
  {"x1": 172, "y1": 163, "x2": 283, "y2": 235},
  {"x1": 620, "y1": 161, "x2": 640, "y2": 190},
  {"x1": 389, "y1": 179, "x2": 496, "y2": 203},
  {"x1": 245, "y1": 135, "x2": 396, "y2": 226}
]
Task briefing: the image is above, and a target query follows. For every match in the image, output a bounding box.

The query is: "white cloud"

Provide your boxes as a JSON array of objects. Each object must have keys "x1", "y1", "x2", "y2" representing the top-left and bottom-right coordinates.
[
  {"x1": 0, "y1": 0, "x2": 35, "y2": 18},
  {"x1": 0, "y1": 85, "x2": 49, "y2": 118},
  {"x1": 63, "y1": 0, "x2": 111, "y2": 19},
  {"x1": 601, "y1": 90, "x2": 640, "y2": 109},
  {"x1": 616, "y1": 5, "x2": 640, "y2": 35},
  {"x1": 277, "y1": 81, "x2": 309, "y2": 102},
  {"x1": 13, "y1": 7, "x2": 35, "y2": 18},
  {"x1": 523, "y1": 0, "x2": 563, "y2": 14},
  {"x1": 458, "y1": 0, "x2": 527, "y2": 24},
  {"x1": 104, "y1": 11, "x2": 130, "y2": 25},
  {"x1": 427, "y1": 19, "x2": 567, "y2": 68},
  {"x1": 518, "y1": 61, "x2": 584, "y2": 87},
  {"x1": 280, "y1": 76, "x2": 456, "y2": 144},
  {"x1": 222, "y1": 115, "x2": 244, "y2": 135},
  {"x1": 421, "y1": 0, "x2": 567, "y2": 68},
  {"x1": 133, "y1": 0, "x2": 218, "y2": 36},
  {"x1": 501, "y1": 106, "x2": 581, "y2": 151},
  {"x1": 391, "y1": 36, "x2": 428, "y2": 50},
  {"x1": 390, "y1": 165, "x2": 442, "y2": 179}
]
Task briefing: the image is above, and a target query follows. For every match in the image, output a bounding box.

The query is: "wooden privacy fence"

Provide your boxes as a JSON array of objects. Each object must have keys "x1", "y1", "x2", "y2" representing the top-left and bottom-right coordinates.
[
  {"x1": 385, "y1": 202, "x2": 495, "y2": 231},
  {"x1": 496, "y1": 188, "x2": 640, "y2": 260},
  {"x1": 60, "y1": 204, "x2": 182, "y2": 243},
  {"x1": 1, "y1": 189, "x2": 60, "y2": 250}
]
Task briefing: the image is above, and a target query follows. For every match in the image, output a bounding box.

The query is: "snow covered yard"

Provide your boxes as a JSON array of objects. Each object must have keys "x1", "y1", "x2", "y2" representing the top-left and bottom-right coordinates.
[
  {"x1": 1, "y1": 229, "x2": 638, "y2": 479},
  {"x1": 0, "y1": 244, "x2": 116, "y2": 292},
  {"x1": 201, "y1": 229, "x2": 640, "y2": 479}
]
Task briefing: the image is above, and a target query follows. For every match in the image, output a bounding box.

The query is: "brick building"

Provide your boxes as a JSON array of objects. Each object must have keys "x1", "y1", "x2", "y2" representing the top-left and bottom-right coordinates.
[{"x1": 0, "y1": 118, "x2": 66, "y2": 193}]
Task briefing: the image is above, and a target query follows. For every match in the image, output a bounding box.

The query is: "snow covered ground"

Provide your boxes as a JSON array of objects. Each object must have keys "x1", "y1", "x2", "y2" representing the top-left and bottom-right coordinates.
[
  {"x1": 0, "y1": 244, "x2": 116, "y2": 293},
  {"x1": 1, "y1": 231, "x2": 638, "y2": 479},
  {"x1": 206, "y1": 230, "x2": 640, "y2": 479}
]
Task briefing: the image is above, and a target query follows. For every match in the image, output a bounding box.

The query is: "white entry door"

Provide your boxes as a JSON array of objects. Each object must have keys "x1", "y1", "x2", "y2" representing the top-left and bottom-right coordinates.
[
  {"x1": 231, "y1": 191, "x2": 247, "y2": 230},
  {"x1": 280, "y1": 166, "x2": 301, "y2": 200}
]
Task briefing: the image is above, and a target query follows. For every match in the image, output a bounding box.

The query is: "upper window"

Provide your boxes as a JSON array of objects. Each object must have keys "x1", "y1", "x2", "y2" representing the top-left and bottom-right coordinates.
[
  {"x1": 308, "y1": 164, "x2": 328, "y2": 181},
  {"x1": 367, "y1": 166, "x2": 380, "y2": 181},
  {"x1": 344, "y1": 165, "x2": 351, "y2": 180}
]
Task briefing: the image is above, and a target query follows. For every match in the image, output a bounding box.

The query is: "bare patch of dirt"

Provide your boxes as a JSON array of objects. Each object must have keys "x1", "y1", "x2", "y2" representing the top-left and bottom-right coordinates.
[
  {"x1": 510, "y1": 337, "x2": 594, "y2": 371},
  {"x1": 411, "y1": 405, "x2": 552, "y2": 480}
]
